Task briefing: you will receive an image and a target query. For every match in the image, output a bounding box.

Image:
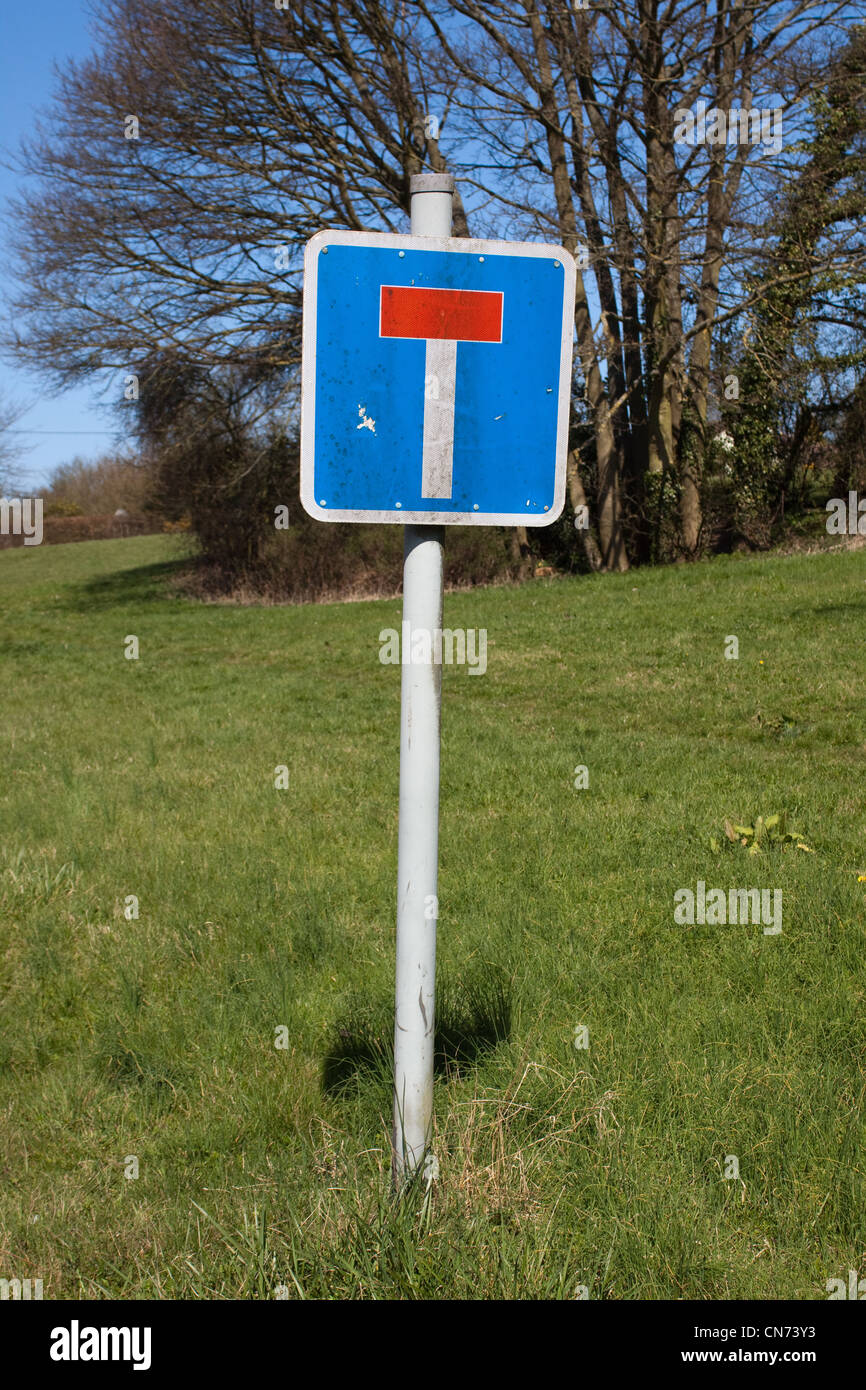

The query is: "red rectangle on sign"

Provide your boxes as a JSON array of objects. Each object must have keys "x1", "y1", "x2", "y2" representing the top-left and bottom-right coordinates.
[{"x1": 380, "y1": 285, "x2": 503, "y2": 343}]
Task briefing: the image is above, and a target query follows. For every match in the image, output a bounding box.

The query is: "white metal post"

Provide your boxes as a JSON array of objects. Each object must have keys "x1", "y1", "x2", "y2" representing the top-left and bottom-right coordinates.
[{"x1": 392, "y1": 173, "x2": 453, "y2": 1183}]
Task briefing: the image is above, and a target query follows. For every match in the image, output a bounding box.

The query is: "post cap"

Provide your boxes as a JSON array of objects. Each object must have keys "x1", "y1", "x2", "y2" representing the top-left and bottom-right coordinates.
[{"x1": 410, "y1": 173, "x2": 455, "y2": 194}]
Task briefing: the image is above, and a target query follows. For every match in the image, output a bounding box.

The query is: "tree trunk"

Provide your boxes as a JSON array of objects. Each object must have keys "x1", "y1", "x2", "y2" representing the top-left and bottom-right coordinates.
[
  {"x1": 567, "y1": 450, "x2": 603, "y2": 571},
  {"x1": 508, "y1": 524, "x2": 535, "y2": 579},
  {"x1": 526, "y1": 0, "x2": 628, "y2": 571}
]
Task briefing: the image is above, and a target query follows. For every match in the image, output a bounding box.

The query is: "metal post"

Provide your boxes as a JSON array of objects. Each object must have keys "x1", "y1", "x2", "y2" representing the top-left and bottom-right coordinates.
[{"x1": 392, "y1": 173, "x2": 453, "y2": 1184}]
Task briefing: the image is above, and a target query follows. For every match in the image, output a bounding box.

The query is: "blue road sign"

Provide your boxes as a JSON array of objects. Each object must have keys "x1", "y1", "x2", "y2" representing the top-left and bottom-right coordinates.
[{"x1": 300, "y1": 230, "x2": 576, "y2": 525}]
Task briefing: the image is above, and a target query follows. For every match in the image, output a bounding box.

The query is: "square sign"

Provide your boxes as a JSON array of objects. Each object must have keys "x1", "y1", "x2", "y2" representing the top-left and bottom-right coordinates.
[{"x1": 300, "y1": 230, "x2": 576, "y2": 525}]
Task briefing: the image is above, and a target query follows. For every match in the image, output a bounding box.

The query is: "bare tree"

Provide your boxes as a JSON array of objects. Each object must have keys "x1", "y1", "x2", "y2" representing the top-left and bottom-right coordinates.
[
  {"x1": 0, "y1": 389, "x2": 26, "y2": 495},
  {"x1": 420, "y1": 0, "x2": 861, "y2": 558},
  {"x1": 4, "y1": 0, "x2": 863, "y2": 567}
]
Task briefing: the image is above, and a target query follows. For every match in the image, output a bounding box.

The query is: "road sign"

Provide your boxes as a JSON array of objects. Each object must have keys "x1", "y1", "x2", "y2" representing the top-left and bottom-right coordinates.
[{"x1": 301, "y1": 229, "x2": 576, "y2": 526}]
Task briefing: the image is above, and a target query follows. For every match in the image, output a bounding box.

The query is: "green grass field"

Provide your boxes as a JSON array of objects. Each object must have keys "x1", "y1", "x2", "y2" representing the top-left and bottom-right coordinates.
[{"x1": 1, "y1": 534, "x2": 864, "y2": 1299}]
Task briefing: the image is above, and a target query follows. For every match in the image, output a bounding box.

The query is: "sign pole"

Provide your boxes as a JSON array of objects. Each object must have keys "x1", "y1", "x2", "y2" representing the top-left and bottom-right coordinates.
[
  {"x1": 300, "y1": 185, "x2": 575, "y2": 1183},
  {"x1": 392, "y1": 173, "x2": 453, "y2": 1185}
]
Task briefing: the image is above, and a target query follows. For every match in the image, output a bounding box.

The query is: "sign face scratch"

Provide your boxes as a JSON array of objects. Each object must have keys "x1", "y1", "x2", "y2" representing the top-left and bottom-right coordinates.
[{"x1": 300, "y1": 229, "x2": 576, "y2": 526}]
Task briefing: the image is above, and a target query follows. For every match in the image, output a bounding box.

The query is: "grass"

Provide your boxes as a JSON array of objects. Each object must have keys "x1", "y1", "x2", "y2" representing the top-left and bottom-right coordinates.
[{"x1": 0, "y1": 532, "x2": 865, "y2": 1299}]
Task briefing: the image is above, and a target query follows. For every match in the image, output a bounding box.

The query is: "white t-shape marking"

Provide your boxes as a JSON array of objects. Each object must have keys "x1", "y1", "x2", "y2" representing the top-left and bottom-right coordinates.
[{"x1": 422, "y1": 339, "x2": 457, "y2": 498}]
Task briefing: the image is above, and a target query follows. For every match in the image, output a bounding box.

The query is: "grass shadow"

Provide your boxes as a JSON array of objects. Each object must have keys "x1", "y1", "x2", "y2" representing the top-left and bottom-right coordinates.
[
  {"x1": 321, "y1": 969, "x2": 513, "y2": 1095},
  {"x1": 62, "y1": 557, "x2": 194, "y2": 613},
  {"x1": 791, "y1": 600, "x2": 866, "y2": 619}
]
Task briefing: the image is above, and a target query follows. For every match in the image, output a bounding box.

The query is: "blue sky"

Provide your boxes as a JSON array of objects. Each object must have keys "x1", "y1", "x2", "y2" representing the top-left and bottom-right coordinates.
[{"x1": 0, "y1": 0, "x2": 121, "y2": 489}]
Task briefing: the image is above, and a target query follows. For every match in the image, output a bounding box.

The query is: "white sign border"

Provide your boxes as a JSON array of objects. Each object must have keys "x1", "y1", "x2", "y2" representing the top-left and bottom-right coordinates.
[{"x1": 300, "y1": 228, "x2": 576, "y2": 527}]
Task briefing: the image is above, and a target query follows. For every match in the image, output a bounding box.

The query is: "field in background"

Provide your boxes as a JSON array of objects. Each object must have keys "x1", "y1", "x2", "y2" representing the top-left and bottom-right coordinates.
[
  {"x1": 1, "y1": 534, "x2": 864, "y2": 1299},
  {"x1": 0, "y1": 513, "x2": 169, "y2": 549}
]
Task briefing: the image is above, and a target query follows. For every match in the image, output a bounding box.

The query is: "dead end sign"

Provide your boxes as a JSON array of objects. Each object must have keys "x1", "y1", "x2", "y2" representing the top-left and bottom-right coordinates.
[{"x1": 300, "y1": 229, "x2": 576, "y2": 526}]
